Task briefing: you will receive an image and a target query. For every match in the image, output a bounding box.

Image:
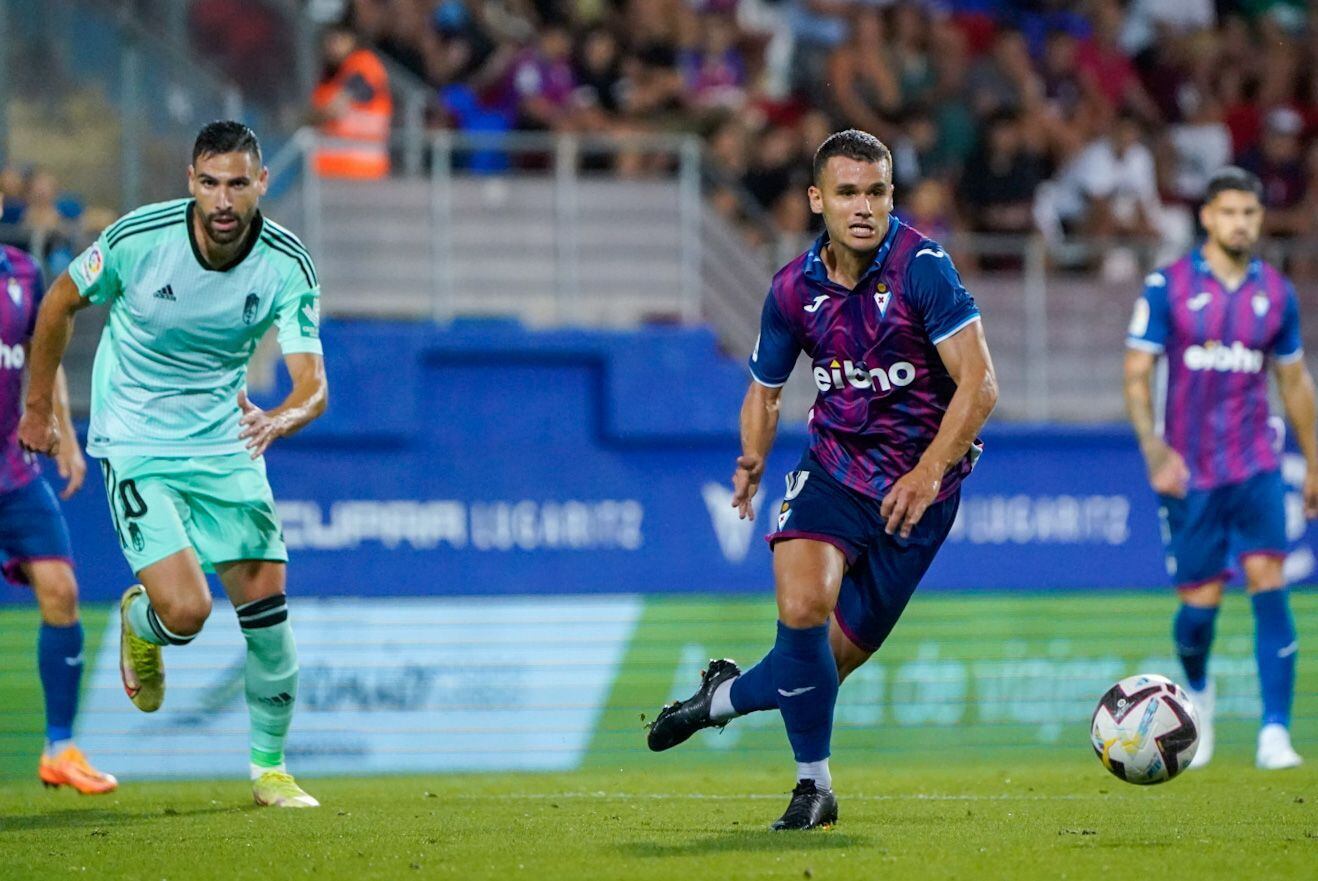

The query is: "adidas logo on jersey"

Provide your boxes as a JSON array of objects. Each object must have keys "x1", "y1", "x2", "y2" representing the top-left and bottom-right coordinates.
[
  {"x1": 1183, "y1": 340, "x2": 1264, "y2": 374},
  {"x1": 813, "y1": 358, "x2": 917, "y2": 393},
  {"x1": 0, "y1": 342, "x2": 24, "y2": 370},
  {"x1": 152, "y1": 284, "x2": 176, "y2": 301}
]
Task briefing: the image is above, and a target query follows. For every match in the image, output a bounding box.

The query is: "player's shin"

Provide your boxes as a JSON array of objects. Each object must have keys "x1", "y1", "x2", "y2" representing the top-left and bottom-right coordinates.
[
  {"x1": 1173, "y1": 604, "x2": 1218, "y2": 691},
  {"x1": 38, "y1": 620, "x2": 83, "y2": 751},
  {"x1": 771, "y1": 621, "x2": 839, "y2": 789},
  {"x1": 1251, "y1": 588, "x2": 1297, "y2": 728},
  {"x1": 236, "y1": 595, "x2": 298, "y2": 774}
]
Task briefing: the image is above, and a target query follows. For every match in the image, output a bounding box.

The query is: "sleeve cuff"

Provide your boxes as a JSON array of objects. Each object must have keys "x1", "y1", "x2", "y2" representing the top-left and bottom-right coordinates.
[
  {"x1": 1275, "y1": 348, "x2": 1305, "y2": 365},
  {"x1": 748, "y1": 367, "x2": 787, "y2": 389},
  {"x1": 279, "y1": 339, "x2": 324, "y2": 356},
  {"x1": 930, "y1": 313, "x2": 981, "y2": 346},
  {"x1": 1126, "y1": 338, "x2": 1165, "y2": 354}
]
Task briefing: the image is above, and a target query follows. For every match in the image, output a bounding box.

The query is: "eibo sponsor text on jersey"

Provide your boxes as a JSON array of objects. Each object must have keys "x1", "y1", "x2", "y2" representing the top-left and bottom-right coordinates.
[{"x1": 812, "y1": 357, "x2": 917, "y2": 393}]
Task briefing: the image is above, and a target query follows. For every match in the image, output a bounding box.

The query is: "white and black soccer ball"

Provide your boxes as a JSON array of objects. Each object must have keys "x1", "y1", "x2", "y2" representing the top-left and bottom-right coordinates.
[{"x1": 1091, "y1": 673, "x2": 1200, "y2": 785}]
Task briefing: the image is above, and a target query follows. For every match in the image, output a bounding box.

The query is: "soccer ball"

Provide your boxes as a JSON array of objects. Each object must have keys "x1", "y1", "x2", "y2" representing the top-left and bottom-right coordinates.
[{"x1": 1090, "y1": 673, "x2": 1200, "y2": 785}]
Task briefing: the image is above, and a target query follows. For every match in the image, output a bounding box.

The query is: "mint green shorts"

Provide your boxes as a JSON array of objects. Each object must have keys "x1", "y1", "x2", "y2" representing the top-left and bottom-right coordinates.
[{"x1": 98, "y1": 453, "x2": 287, "y2": 574}]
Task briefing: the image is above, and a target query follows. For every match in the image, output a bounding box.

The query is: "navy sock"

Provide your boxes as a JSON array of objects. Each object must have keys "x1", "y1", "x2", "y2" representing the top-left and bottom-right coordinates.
[
  {"x1": 38, "y1": 621, "x2": 84, "y2": 744},
  {"x1": 1172, "y1": 604, "x2": 1218, "y2": 691},
  {"x1": 729, "y1": 653, "x2": 778, "y2": 714},
  {"x1": 771, "y1": 621, "x2": 838, "y2": 764},
  {"x1": 1252, "y1": 590, "x2": 1297, "y2": 728}
]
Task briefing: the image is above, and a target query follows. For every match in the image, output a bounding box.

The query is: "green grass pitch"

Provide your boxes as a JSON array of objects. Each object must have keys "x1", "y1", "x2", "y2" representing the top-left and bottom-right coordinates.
[{"x1": 1, "y1": 762, "x2": 1315, "y2": 880}]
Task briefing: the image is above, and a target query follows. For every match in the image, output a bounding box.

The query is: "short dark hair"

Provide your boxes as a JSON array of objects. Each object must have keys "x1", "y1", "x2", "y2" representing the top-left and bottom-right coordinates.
[
  {"x1": 1204, "y1": 165, "x2": 1263, "y2": 203},
  {"x1": 812, "y1": 129, "x2": 891, "y2": 184},
  {"x1": 192, "y1": 121, "x2": 262, "y2": 164}
]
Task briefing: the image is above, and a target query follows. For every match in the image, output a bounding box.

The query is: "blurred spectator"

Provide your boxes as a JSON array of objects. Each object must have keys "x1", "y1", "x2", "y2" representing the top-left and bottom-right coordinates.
[
  {"x1": 679, "y1": 14, "x2": 747, "y2": 112},
  {"x1": 1120, "y1": 0, "x2": 1216, "y2": 59},
  {"x1": 311, "y1": 22, "x2": 393, "y2": 179},
  {"x1": 824, "y1": 8, "x2": 900, "y2": 141},
  {"x1": 1075, "y1": 0, "x2": 1161, "y2": 125},
  {"x1": 1240, "y1": 106, "x2": 1310, "y2": 236},
  {"x1": 962, "y1": 111, "x2": 1045, "y2": 236},
  {"x1": 1035, "y1": 113, "x2": 1171, "y2": 263},
  {"x1": 496, "y1": 23, "x2": 579, "y2": 132},
  {"x1": 1164, "y1": 91, "x2": 1232, "y2": 205}
]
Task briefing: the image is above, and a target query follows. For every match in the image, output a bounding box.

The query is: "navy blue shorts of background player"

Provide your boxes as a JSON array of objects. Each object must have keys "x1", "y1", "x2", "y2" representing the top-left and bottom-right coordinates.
[
  {"x1": 0, "y1": 477, "x2": 74, "y2": 585},
  {"x1": 1158, "y1": 468, "x2": 1287, "y2": 589},
  {"x1": 767, "y1": 452, "x2": 959, "y2": 653}
]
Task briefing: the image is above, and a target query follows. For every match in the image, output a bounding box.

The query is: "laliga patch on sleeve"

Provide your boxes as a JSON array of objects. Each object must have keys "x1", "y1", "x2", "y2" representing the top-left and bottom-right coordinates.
[
  {"x1": 297, "y1": 293, "x2": 320, "y2": 338},
  {"x1": 1128, "y1": 297, "x2": 1149, "y2": 337},
  {"x1": 79, "y1": 242, "x2": 104, "y2": 283}
]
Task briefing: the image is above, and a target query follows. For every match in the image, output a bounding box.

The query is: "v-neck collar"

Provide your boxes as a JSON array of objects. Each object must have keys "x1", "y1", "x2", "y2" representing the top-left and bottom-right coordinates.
[{"x1": 186, "y1": 201, "x2": 263, "y2": 273}]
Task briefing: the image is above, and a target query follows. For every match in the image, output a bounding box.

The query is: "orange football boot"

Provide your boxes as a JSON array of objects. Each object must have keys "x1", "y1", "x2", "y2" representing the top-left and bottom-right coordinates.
[{"x1": 38, "y1": 746, "x2": 118, "y2": 794}]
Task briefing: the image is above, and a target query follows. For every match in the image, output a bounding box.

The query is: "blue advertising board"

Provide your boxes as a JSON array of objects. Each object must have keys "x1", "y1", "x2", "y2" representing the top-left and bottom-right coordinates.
[{"x1": 3, "y1": 321, "x2": 1313, "y2": 603}]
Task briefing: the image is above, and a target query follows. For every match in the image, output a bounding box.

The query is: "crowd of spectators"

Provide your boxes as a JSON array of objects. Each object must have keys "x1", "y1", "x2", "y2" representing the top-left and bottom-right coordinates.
[
  {"x1": 333, "y1": 0, "x2": 1318, "y2": 274},
  {"x1": 0, "y1": 167, "x2": 114, "y2": 281}
]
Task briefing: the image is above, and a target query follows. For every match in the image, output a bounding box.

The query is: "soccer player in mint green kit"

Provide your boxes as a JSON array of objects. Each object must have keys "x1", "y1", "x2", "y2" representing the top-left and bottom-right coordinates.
[{"x1": 18, "y1": 121, "x2": 328, "y2": 807}]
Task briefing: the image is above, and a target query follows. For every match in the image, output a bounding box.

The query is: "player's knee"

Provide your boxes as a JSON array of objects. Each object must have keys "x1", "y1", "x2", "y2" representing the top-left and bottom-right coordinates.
[
  {"x1": 31, "y1": 566, "x2": 79, "y2": 625},
  {"x1": 156, "y1": 592, "x2": 213, "y2": 637},
  {"x1": 1177, "y1": 581, "x2": 1223, "y2": 608},
  {"x1": 778, "y1": 592, "x2": 833, "y2": 629}
]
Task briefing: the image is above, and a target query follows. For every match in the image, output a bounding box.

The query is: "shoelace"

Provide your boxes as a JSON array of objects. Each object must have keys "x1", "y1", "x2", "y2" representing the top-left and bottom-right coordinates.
[
  {"x1": 260, "y1": 771, "x2": 299, "y2": 790},
  {"x1": 131, "y1": 638, "x2": 160, "y2": 679}
]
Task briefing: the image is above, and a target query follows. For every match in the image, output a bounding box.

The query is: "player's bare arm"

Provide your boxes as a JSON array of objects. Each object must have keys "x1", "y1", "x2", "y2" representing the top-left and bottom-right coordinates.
[
  {"x1": 1122, "y1": 348, "x2": 1190, "y2": 498},
  {"x1": 1274, "y1": 357, "x2": 1318, "y2": 517},
  {"x1": 732, "y1": 380, "x2": 783, "y2": 521},
  {"x1": 52, "y1": 366, "x2": 86, "y2": 499},
  {"x1": 238, "y1": 353, "x2": 328, "y2": 458},
  {"x1": 881, "y1": 319, "x2": 997, "y2": 538},
  {"x1": 18, "y1": 272, "x2": 91, "y2": 457}
]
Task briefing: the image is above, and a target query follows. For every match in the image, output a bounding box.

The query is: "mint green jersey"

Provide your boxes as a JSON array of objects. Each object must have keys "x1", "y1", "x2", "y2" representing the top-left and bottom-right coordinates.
[{"x1": 68, "y1": 199, "x2": 323, "y2": 458}]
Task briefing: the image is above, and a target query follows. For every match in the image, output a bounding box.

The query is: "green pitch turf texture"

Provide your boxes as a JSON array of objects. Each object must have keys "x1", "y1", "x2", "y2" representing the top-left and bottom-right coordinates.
[
  {"x1": 1, "y1": 763, "x2": 1314, "y2": 880},
  {"x1": 2, "y1": 592, "x2": 1317, "y2": 879}
]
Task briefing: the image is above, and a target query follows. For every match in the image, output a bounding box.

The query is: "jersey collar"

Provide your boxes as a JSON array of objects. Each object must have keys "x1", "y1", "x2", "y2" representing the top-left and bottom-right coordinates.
[
  {"x1": 186, "y1": 201, "x2": 265, "y2": 272},
  {"x1": 1190, "y1": 246, "x2": 1262, "y2": 291},
  {"x1": 804, "y1": 217, "x2": 902, "y2": 286}
]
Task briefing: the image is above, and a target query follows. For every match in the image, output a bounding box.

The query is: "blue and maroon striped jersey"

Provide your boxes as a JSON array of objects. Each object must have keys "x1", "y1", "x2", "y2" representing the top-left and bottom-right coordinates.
[
  {"x1": 0, "y1": 244, "x2": 45, "y2": 493},
  {"x1": 749, "y1": 218, "x2": 983, "y2": 502},
  {"x1": 1126, "y1": 249, "x2": 1302, "y2": 491}
]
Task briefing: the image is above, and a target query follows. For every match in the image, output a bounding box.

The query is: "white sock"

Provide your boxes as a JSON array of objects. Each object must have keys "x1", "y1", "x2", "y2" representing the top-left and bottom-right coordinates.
[
  {"x1": 45, "y1": 739, "x2": 74, "y2": 757},
  {"x1": 251, "y1": 761, "x2": 287, "y2": 780},
  {"x1": 709, "y1": 677, "x2": 739, "y2": 722},
  {"x1": 797, "y1": 759, "x2": 832, "y2": 790}
]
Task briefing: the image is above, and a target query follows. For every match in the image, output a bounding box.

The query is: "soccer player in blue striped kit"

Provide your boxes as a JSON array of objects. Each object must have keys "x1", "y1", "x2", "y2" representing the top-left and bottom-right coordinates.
[
  {"x1": 647, "y1": 130, "x2": 998, "y2": 829},
  {"x1": 1125, "y1": 166, "x2": 1316, "y2": 771}
]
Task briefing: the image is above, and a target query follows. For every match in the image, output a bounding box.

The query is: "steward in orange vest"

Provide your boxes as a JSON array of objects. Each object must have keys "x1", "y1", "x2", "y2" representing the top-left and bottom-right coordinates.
[{"x1": 311, "y1": 24, "x2": 392, "y2": 179}]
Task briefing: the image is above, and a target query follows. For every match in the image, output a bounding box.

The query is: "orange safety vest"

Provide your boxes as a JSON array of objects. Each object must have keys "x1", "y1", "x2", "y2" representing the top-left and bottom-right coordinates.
[{"x1": 311, "y1": 48, "x2": 392, "y2": 179}]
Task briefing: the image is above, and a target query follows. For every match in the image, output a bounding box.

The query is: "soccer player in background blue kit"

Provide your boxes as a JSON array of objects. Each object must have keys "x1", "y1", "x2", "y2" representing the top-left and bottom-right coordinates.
[
  {"x1": 1125, "y1": 166, "x2": 1317, "y2": 771},
  {"x1": 647, "y1": 130, "x2": 998, "y2": 829},
  {"x1": 0, "y1": 192, "x2": 116, "y2": 793}
]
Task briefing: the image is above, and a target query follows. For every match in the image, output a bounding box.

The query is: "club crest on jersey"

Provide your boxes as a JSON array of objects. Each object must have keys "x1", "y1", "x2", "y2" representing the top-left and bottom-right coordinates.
[
  {"x1": 243, "y1": 293, "x2": 260, "y2": 325},
  {"x1": 6, "y1": 277, "x2": 20, "y2": 306},
  {"x1": 813, "y1": 358, "x2": 917, "y2": 393},
  {"x1": 874, "y1": 283, "x2": 890, "y2": 316},
  {"x1": 1252, "y1": 294, "x2": 1269, "y2": 317}
]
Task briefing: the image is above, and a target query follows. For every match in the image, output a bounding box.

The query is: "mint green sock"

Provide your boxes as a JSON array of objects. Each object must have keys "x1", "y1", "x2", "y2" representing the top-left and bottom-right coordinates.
[
  {"x1": 126, "y1": 591, "x2": 173, "y2": 646},
  {"x1": 236, "y1": 596, "x2": 297, "y2": 768}
]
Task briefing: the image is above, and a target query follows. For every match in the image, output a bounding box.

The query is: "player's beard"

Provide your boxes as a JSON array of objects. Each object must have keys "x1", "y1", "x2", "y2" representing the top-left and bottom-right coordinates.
[{"x1": 203, "y1": 209, "x2": 250, "y2": 246}]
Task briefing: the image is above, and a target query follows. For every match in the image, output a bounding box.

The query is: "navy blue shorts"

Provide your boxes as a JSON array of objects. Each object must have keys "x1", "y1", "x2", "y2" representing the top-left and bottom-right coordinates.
[
  {"x1": 767, "y1": 452, "x2": 959, "y2": 652},
  {"x1": 1158, "y1": 468, "x2": 1287, "y2": 588},
  {"x1": 0, "y1": 476, "x2": 73, "y2": 585}
]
